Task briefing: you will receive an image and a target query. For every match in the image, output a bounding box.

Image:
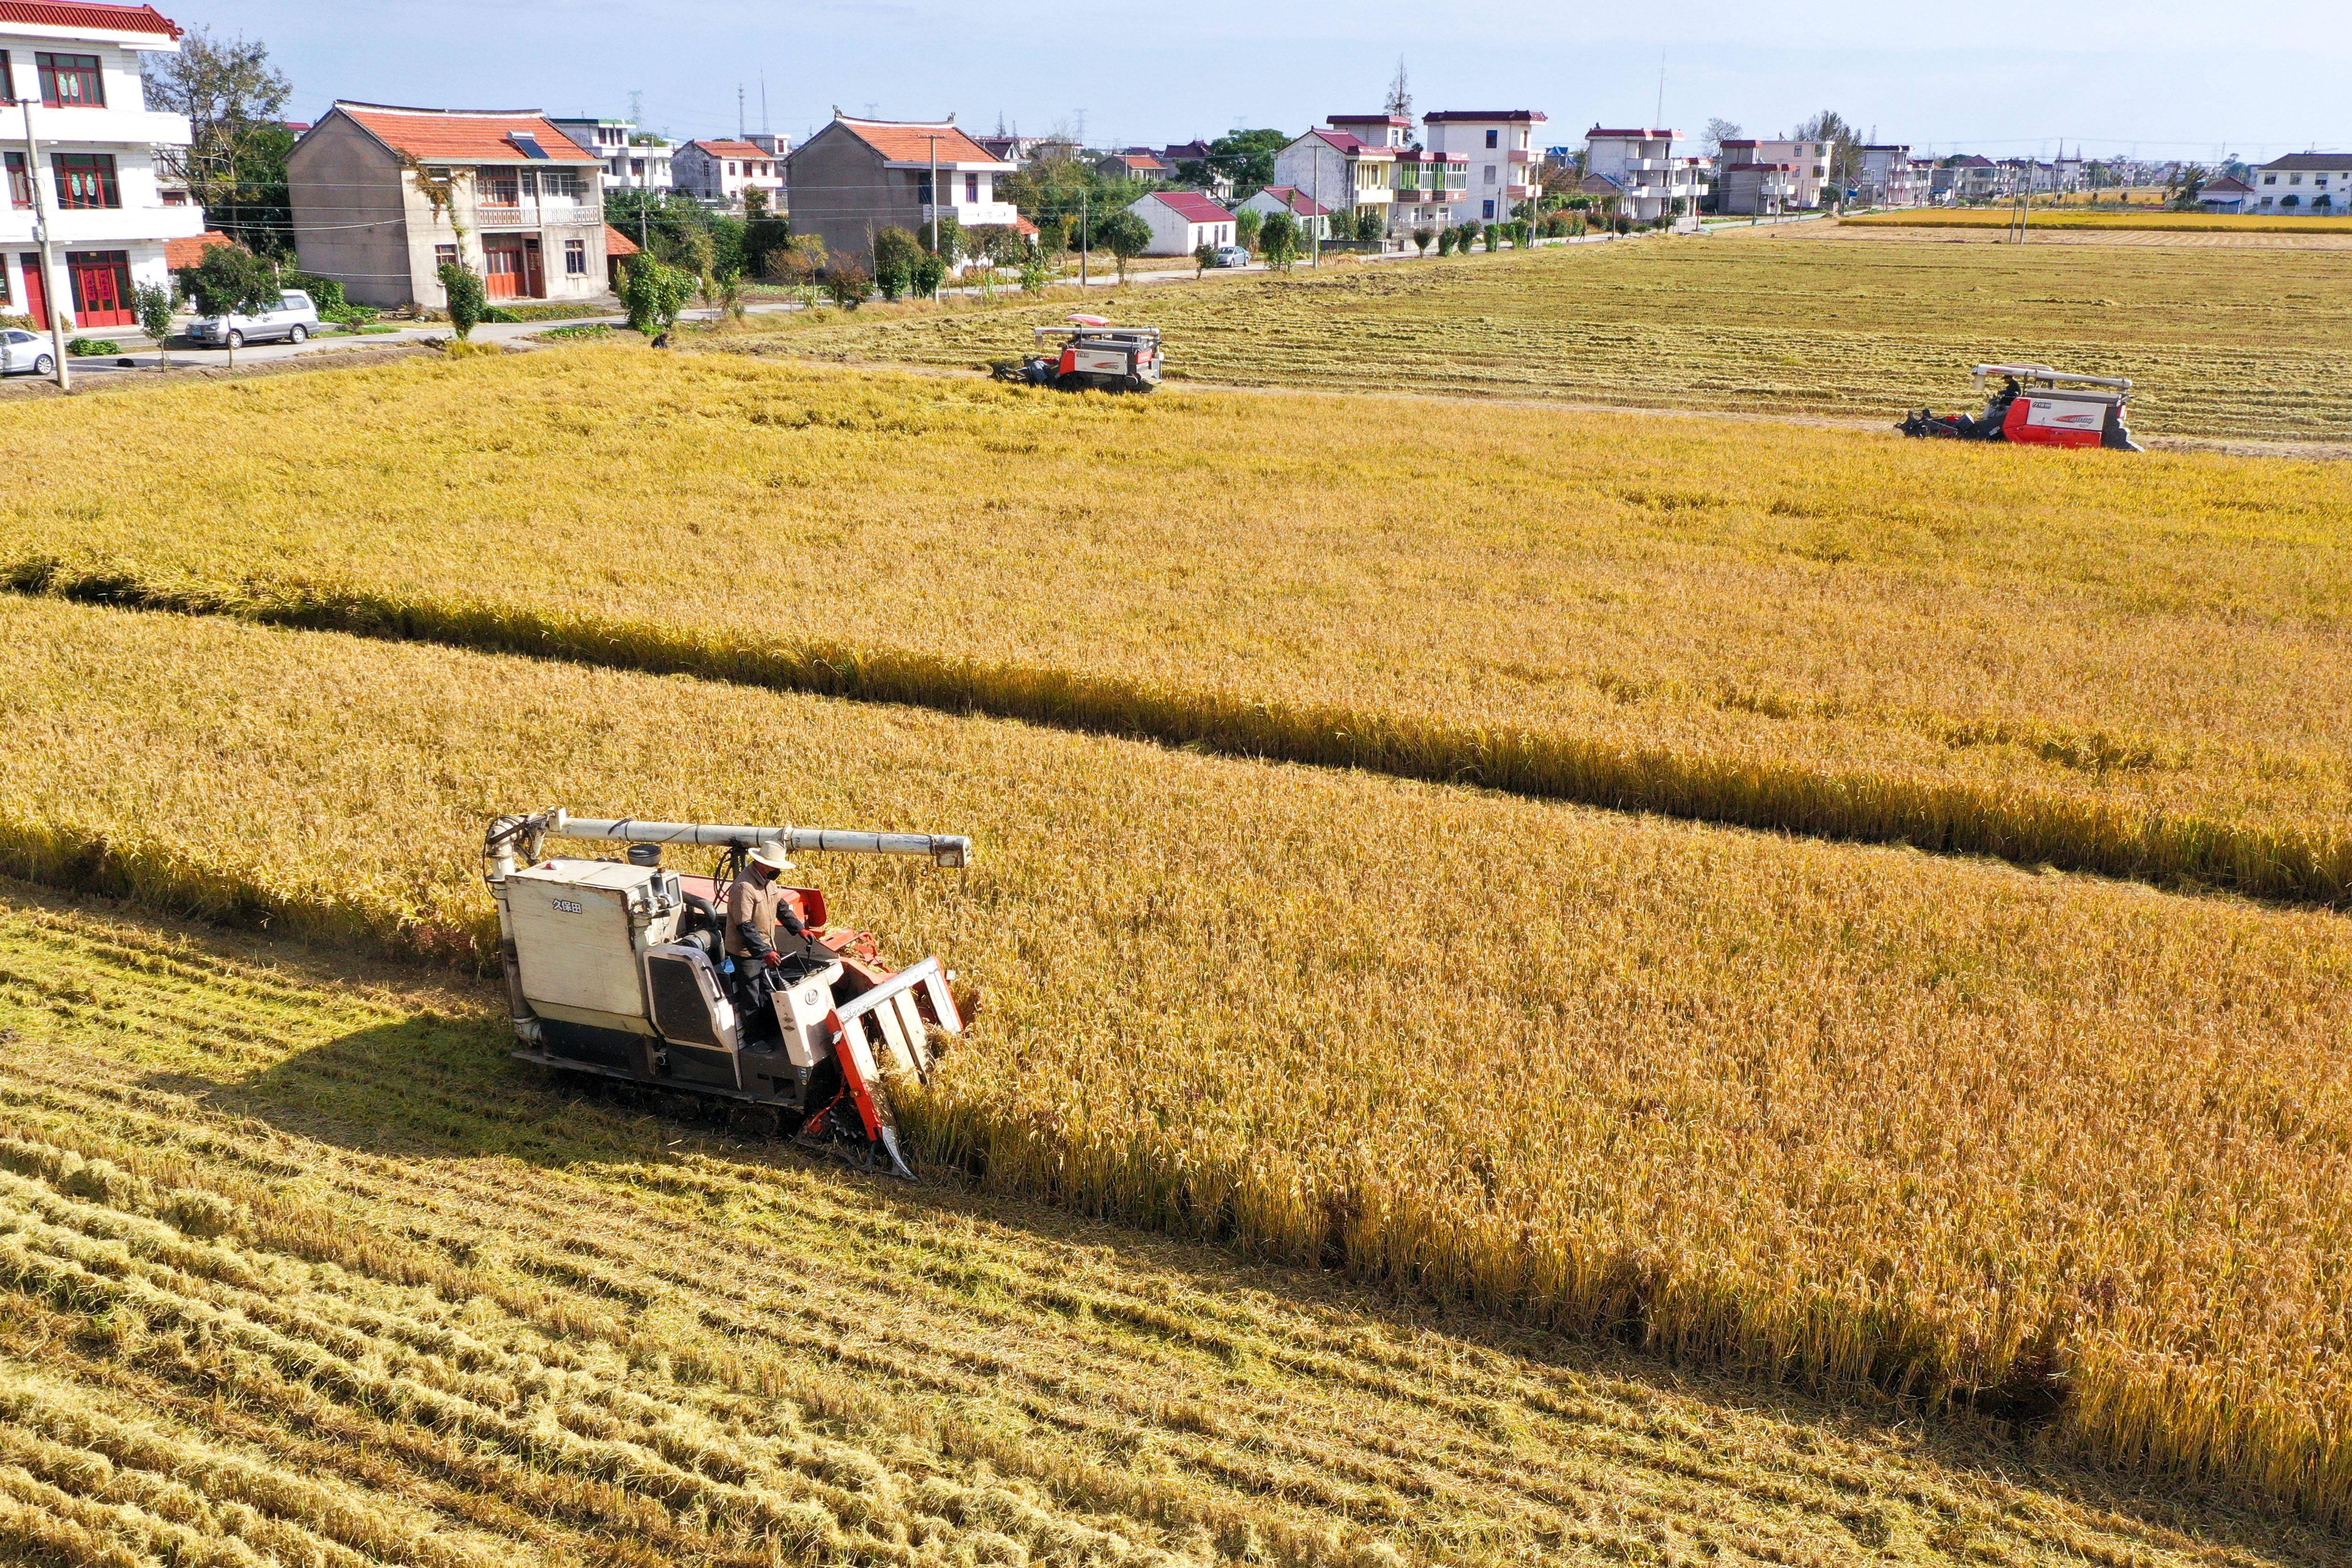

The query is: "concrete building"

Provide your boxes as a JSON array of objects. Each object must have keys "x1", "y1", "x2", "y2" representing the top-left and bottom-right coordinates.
[
  {"x1": 2250, "y1": 152, "x2": 2352, "y2": 213},
  {"x1": 1857, "y1": 144, "x2": 1927, "y2": 207},
  {"x1": 782, "y1": 113, "x2": 1017, "y2": 266},
  {"x1": 1270, "y1": 123, "x2": 1398, "y2": 234},
  {"x1": 1717, "y1": 161, "x2": 1800, "y2": 217},
  {"x1": 674, "y1": 139, "x2": 785, "y2": 206},
  {"x1": 1095, "y1": 150, "x2": 1167, "y2": 182},
  {"x1": 1718, "y1": 139, "x2": 1829, "y2": 209},
  {"x1": 1125, "y1": 189, "x2": 1235, "y2": 254},
  {"x1": 288, "y1": 102, "x2": 608, "y2": 309},
  {"x1": 1931, "y1": 154, "x2": 2001, "y2": 202},
  {"x1": 1423, "y1": 111, "x2": 1546, "y2": 224},
  {"x1": 1584, "y1": 128, "x2": 1709, "y2": 222},
  {"x1": 2196, "y1": 174, "x2": 2254, "y2": 213},
  {"x1": 1237, "y1": 185, "x2": 1332, "y2": 241},
  {"x1": 0, "y1": 0, "x2": 205, "y2": 330},
  {"x1": 548, "y1": 118, "x2": 674, "y2": 192}
]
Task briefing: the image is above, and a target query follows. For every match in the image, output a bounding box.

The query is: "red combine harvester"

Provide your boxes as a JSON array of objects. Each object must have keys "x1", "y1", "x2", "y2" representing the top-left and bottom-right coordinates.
[
  {"x1": 991, "y1": 314, "x2": 1164, "y2": 392},
  {"x1": 483, "y1": 810, "x2": 974, "y2": 1178},
  {"x1": 1899, "y1": 364, "x2": 2143, "y2": 451}
]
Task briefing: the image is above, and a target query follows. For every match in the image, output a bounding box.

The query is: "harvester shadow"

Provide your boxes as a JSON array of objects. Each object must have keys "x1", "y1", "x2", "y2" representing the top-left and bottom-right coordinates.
[{"x1": 135, "y1": 1007, "x2": 2341, "y2": 1568}]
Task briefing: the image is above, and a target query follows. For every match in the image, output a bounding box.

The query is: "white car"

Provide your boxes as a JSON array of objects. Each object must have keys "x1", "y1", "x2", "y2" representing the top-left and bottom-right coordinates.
[
  {"x1": 1211, "y1": 246, "x2": 1251, "y2": 268},
  {"x1": 187, "y1": 289, "x2": 320, "y2": 350},
  {"x1": 0, "y1": 327, "x2": 53, "y2": 376}
]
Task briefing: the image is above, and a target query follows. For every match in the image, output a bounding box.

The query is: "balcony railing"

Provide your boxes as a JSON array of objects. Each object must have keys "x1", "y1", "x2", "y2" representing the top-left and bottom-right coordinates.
[{"x1": 475, "y1": 199, "x2": 603, "y2": 229}]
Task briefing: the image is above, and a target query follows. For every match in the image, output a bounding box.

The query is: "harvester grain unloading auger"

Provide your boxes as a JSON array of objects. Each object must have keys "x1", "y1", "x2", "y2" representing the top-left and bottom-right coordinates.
[{"x1": 483, "y1": 809, "x2": 974, "y2": 1179}]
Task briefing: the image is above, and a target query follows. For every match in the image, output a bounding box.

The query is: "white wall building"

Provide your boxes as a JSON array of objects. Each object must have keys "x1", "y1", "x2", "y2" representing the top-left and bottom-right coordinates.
[
  {"x1": 1270, "y1": 125, "x2": 1397, "y2": 233},
  {"x1": 0, "y1": 0, "x2": 203, "y2": 330},
  {"x1": 1424, "y1": 111, "x2": 1547, "y2": 224},
  {"x1": 1237, "y1": 185, "x2": 1332, "y2": 241},
  {"x1": 1719, "y1": 139, "x2": 1829, "y2": 209},
  {"x1": 1584, "y1": 127, "x2": 1709, "y2": 223},
  {"x1": 674, "y1": 139, "x2": 785, "y2": 206},
  {"x1": 1126, "y1": 190, "x2": 1234, "y2": 255},
  {"x1": 548, "y1": 118, "x2": 674, "y2": 193},
  {"x1": 1857, "y1": 144, "x2": 1926, "y2": 207},
  {"x1": 2250, "y1": 153, "x2": 2352, "y2": 214}
]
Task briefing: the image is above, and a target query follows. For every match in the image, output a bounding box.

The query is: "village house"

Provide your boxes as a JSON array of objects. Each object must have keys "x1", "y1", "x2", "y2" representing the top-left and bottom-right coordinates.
[
  {"x1": 0, "y1": 0, "x2": 206, "y2": 329},
  {"x1": 1270, "y1": 122, "x2": 1398, "y2": 235},
  {"x1": 782, "y1": 113, "x2": 1017, "y2": 266},
  {"x1": 1585, "y1": 127, "x2": 1711, "y2": 222},
  {"x1": 1423, "y1": 110, "x2": 1546, "y2": 224},
  {"x1": 1236, "y1": 185, "x2": 1332, "y2": 240},
  {"x1": 288, "y1": 102, "x2": 608, "y2": 308},
  {"x1": 2250, "y1": 152, "x2": 2352, "y2": 213},
  {"x1": 548, "y1": 117, "x2": 674, "y2": 192},
  {"x1": 1125, "y1": 189, "x2": 1235, "y2": 254},
  {"x1": 674, "y1": 138, "x2": 786, "y2": 206},
  {"x1": 1716, "y1": 138, "x2": 1826, "y2": 210}
]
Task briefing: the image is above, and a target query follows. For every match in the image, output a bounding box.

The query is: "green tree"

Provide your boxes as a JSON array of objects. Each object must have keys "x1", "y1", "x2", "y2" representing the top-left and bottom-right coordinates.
[
  {"x1": 1435, "y1": 228, "x2": 1455, "y2": 255},
  {"x1": 1258, "y1": 210, "x2": 1302, "y2": 271},
  {"x1": 821, "y1": 259, "x2": 870, "y2": 309},
  {"x1": 1352, "y1": 207, "x2": 1384, "y2": 243},
  {"x1": 1792, "y1": 110, "x2": 1863, "y2": 199},
  {"x1": 925, "y1": 212, "x2": 965, "y2": 263},
  {"x1": 911, "y1": 251, "x2": 949, "y2": 297},
  {"x1": 870, "y1": 226, "x2": 921, "y2": 300},
  {"x1": 133, "y1": 281, "x2": 175, "y2": 367},
  {"x1": 437, "y1": 262, "x2": 486, "y2": 339},
  {"x1": 1095, "y1": 210, "x2": 1152, "y2": 281},
  {"x1": 1193, "y1": 241, "x2": 1216, "y2": 278},
  {"x1": 619, "y1": 254, "x2": 692, "y2": 335},
  {"x1": 144, "y1": 27, "x2": 294, "y2": 255},
  {"x1": 1232, "y1": 207, "x2": 1263, "y2": 252},
  {"x1": 1412, "y1": 225, "x2": 1434, "y2": 255},
  {"x1": 1206, "y1": 129, "x2": 1288, "y2": 196}
]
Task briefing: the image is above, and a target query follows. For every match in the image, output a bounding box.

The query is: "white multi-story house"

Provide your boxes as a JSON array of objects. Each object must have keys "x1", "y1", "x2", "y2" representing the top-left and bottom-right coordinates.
[
  {"x1": 1584, "y1": 127, "x2": 1710, "y2": 223},
  {"x1": 1424, "y1": 111, "x2": 1547, "y2": 224},
  {"x1": 1717, "y1": 139, "x2": 1828, "y2": 210},
  {"x1": 1857, "y1": 144, "x2": 1926, "y2": 207},
  {"x1": 548, "y1": 118, "x2": 674, "y2": 193},
  {"x1": 1270, "y1": 122, "x2": 1398, "y2": 235},
  {"x1": 0, "y1": 0, "x2": 204, "y2": 330},
  {"x1": 674, "y1": 139, "x2": 785, "y2": 206},
  {"x1": 1317, "y1": 113, "x2": 1469, "y2": 235},
  {"x1": 2250, "y1": 153, "x2": 2352, "y2": 214},
  {"x1": 288, "y1": 103, "x2": 609, "y2": 308}
]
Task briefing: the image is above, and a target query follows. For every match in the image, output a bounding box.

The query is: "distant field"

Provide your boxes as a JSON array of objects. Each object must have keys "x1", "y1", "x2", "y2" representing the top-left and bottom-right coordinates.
[
  {"x1": 1847, "y1": 209, "x2": 2352, "y2": 233},
  {"x1": 730, "y1": 233, "x2": 2352, "y2": 442},
  {"x1": 3, "y1": 886, "x2": 2334, "y2": 1568},
  {"x1": 3, "y1": 351, "x2": 2349, "y2": 906},
  {"x1": 5, "y1": 595, "x2": 2352, "y2": 1531}
]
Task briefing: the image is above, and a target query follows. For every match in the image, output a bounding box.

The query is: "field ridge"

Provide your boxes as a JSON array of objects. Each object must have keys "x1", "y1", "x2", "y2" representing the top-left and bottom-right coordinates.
[{"x1": 6, "y1": 560, "x2": 2344, "y2": 912}]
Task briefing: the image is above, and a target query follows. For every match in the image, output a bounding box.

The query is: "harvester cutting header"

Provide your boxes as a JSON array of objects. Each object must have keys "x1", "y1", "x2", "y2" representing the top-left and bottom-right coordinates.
[{"x1": 483, "y1": 809, "x2": 973, "y2": 1178}]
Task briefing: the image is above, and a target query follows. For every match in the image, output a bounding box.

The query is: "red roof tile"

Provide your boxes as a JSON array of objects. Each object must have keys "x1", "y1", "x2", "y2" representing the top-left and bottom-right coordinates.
[
  {"x1": 604, "y1": 223, "x2": 640, "y2": 257},
  {"x1": 0, "y1": 1, "x2": 178, "y2": 38},
  {"x1": 333, "y1": 103, "x2": 599, "y2": 163},
  {"x1": 1422, "y1": 110, "x2": 1546, "y2": 123},
  {"x1": 1255, "y1": 185, "x2": 1331, "y2": 217},
  {"x1": 832, "y1": 118, "x2": 1003, "y2": 165},
  {"x1": 164, "y1": 229, "x2": 231, "y2": 268},
  {"x1": 1144, "y1": 191, "x2": 1234, "y2": 223},
  {"x1": 691, "y1": 139, "x2": 771, "y2": 160}
]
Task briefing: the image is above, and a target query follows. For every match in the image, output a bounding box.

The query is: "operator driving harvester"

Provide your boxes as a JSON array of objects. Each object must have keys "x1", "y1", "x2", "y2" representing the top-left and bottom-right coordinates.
[
  {"x1": 482, "y1": 810, "x2": 974, "y2": 1179},
  {"x1": 1899, "y1": 364, "x2": 2144, "y2": 451}
]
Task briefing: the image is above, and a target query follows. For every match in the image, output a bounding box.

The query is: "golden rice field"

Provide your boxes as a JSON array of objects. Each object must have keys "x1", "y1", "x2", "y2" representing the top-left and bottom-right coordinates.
[
  {"x1": 732, "y1": 231, "x2": 2352, "y2": 441},
  {"x1": 4, "y1": 350, "x2": 2349, "y2": 905},
  {"x1": 3, "y1": 887, "x2": 2337, "y2": 1568},
  {"x1": 4, "y1": 595, "x2": 2352, "y2": 1536},
  {"x1": 1845, "y1": 210, "x2": 2352, "y2": 233}
]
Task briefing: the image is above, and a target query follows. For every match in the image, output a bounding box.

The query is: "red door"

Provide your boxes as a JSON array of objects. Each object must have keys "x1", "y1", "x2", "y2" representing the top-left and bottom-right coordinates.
[
  {"x1": 521, "y1": 237, "x2": 545, "y2": 299},
  {"x1": 18, "y1": 254, "x2": 45, "y2": 329},
  {"x1": 66, "y1": 250, "x2": 131, "y2": 326},
  {"x1": 482, "y1": 238, "x2": 525, "y2": 299}
]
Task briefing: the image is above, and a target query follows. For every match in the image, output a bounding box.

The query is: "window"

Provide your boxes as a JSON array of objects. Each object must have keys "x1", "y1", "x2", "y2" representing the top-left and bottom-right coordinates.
[
  {"x1": 0, "y1": 52, "x2": 13, "y2": 103},
  {"x1": 630, "y1": 159, "x2": 645, "y2": 176},
  {"x1": 36, "y1": 52, "x2": 103, "y2": 108},
  {"x1": 479, "y1": 169, "x2": 518, "y2": 206},
  {"x1": 541, "y1": 170, "x2": 579, "y2": 199},
  {"x1": 53, "y1": 153, "x2": 119, "y2": 209},
  {"x1": 1485, "y1": 129, "x2": 1498, "y2": 148},
  {"x1": 726, "y1": 161, "x2": 738, "y2": 176},
  {"x1": 2289, "y1": 174, "x2": 2303, "y2": 186},
  {"x1": 564, "y1": 238, "x2": 587, "y2": 275},
  {"x1": 1483, "y1": 165, "x2": 1496, "y2": 184},
  {"x1": 965, "y1": 172, "x2": 978, "y2": 202},
  {"x1": 916, "y1": 173, "x2": 932, "y2": 202},
  {"x1": 1482, "y1": 199, "x2": 1494, "y2": 219},
  {"x1": 3, "y1": 152, "x2": 25, "y2": 209},
  {"x1": 2264, "y1": 174, "x2": 2277, "y2": 185},
  {"x1": 435, "y1": 243, "x2": 459, "y2": 269},
  {"x1": 161, "y1": 187, "x2": 187, "y2": 205}
]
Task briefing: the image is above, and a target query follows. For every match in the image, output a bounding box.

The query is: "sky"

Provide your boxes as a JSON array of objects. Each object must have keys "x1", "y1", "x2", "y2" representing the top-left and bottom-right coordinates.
[{"x1": 168, "y1": 0, "x2": 2348, "y2": 162}]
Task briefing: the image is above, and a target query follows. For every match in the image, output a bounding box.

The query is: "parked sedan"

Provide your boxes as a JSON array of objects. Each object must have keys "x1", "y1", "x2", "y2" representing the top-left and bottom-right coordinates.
[
  {"x1": 186, "y1": 289, "x2": 321, "y2": 350},
  {"x1": 1210, "y1": 246, "x2": 1251, "y2": 268},
  {"x1": 0, "y1": 327, "x2": 54, "y2": 376}
]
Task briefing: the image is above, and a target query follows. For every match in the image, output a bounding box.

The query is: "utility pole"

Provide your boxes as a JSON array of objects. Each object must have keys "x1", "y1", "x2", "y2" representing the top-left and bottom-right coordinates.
[
  {"x1": 760, "y1": 73, "x2": 769, "y2": 136},
  {"x1": 1079, "y1": 187, "x2": 1089, "y2": 288},
  {"x1": 1311, "y1": 139, "x2": 1321, "y2": 267},
  {"x1": 926, "y1": 132, "x2": 941, "y2": 298},
  {"x1": 738, "y1": 84, "x2": 746, "y2": 140},
  {"x1": 17, "y1": 100, "x2": 67, "y2": 392}
]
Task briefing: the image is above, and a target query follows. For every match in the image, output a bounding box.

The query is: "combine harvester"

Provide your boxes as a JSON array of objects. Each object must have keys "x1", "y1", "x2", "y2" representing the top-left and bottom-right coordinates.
[
  {"x1": 991, "y1": 314, "x2": 1164, "y2": 392},
  {"x1": 483, "y1": 810, "x2": 973, "y2": 1178},
  {"x1": 1898, "y1": 364, "x2": 2144, "y2": 451}
]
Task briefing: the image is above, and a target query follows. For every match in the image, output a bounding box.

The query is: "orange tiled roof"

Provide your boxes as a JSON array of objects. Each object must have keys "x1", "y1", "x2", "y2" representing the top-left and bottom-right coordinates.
[
  {"x1": 165, "y1": 229, "x2": 232, "y2": 268},
  {"x1": 333, "y1": 102, "x2": 599, "y2": 163},
  {"x1": 691, "y1": 139, "x2": 771, "y2": 160},
  {"x1": 604, "y1": 224, "x2": 640, "y2": 257},
  {"x1": 0, "y1": 1, "x2": 178, "y2": 38},
  {"x1": 833, "y1": 117, "x2": 1001, "y2": 166}
]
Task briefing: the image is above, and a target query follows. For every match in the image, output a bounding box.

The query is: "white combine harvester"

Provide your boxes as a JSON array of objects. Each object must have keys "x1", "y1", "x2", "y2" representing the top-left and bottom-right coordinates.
[
  {"x1": 1898, "y1": 364, "x2": 2144, "y2": 451},
  {"x1": 482, "y1": 810, "x2": 973, "y2": 1178},
  {"x1": 990, "y1": 314, "x2": 1164, "y2": 393}
]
